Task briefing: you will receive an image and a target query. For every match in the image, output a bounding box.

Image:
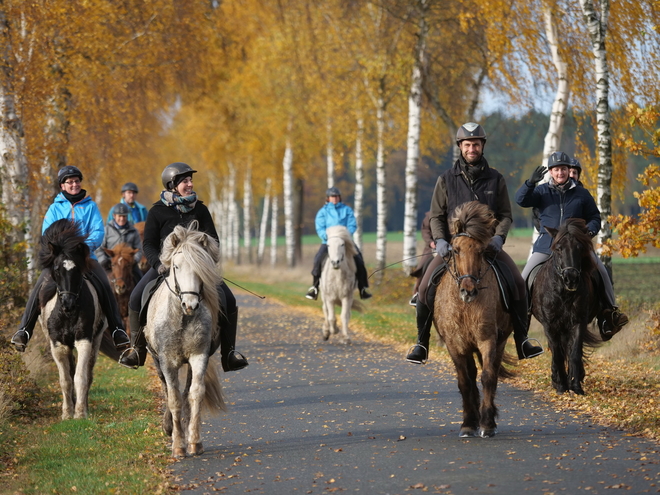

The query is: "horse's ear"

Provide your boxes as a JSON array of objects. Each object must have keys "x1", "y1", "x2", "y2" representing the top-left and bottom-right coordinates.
[
  {"x1": 189, "y1": 220, "x2": 200, "y2": 231},
  {"x1": 104, "y1": 248, "x2": 114, "y2": 257},
  {"x1": 170, "y1": 232, "x2": 181, "y2": 248},
  {"x1": 545, "y1": 226, "x2": 559, "y2": 238}
]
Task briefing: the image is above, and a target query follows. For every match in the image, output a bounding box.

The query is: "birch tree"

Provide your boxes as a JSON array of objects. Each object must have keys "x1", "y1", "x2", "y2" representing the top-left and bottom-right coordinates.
[
  {"x1": 243, "y1": 162, "x2": 253, "y2": 263},
  {"x1": 258, "y1": 177, "x2": 272, "y2": 265},
  {"x1": 282, "y1": 133, "x2": 295, "y2": 268}
]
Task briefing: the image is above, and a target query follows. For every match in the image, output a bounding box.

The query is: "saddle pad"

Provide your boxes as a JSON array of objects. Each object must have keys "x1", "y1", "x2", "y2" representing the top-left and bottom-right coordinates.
[{"x1": 139, "y1": 276, "x2": 164, "y2": 325}]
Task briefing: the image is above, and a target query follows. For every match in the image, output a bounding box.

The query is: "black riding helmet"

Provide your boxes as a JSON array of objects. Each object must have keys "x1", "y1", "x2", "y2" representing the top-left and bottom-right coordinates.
[
  {"x1": 326, "y1": 186, "x2": 341, "y2": 197},
  {"x1": 58, "y1": 166, "x2": 83, "y2": 184},
  {"x1": 121, "y1": 182, "x2": 139, "y2": 193},
  {"x1": 161, "y1": 162, "x2": 198, "y2": 190},
  {"x1": 456, "y1": 123, "x2": 487, "y2": 147},
  {"x1": 569, "y1": 157, "x2": 582, "y2": 177},
  {"x1": 547, "y1": 151, "x2": 571, "y2": 169},
  {"x1": 112, "y1": 203, "x2": 131, "y2": 216}
]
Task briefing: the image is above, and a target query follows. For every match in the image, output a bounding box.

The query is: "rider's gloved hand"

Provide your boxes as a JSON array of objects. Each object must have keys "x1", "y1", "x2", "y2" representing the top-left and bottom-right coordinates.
[
  {"x1": 157, "y1": 264, "x2": 169, "y2": 275},
  {"x1": 488, "y1": 235, "x2": 504, "y2": 253},
  {"x1": 528, "y1": 165, "x2": 547, "y2": 186},
  {"x1": 435, "y1": 239, "x2": 451, "y2": 257}
]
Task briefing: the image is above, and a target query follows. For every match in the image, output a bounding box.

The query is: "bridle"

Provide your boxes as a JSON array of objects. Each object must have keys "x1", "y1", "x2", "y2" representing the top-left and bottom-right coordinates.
[
  {"x1": 551, "y1": 249, "x2": 581, "y2": 292},
  {"x1": 446, "y1": 232, "x2": 491, "y2": 289},
  {"x1": 164, "y1": 251, "x2": 202, "y2": 302},
  {"x1": 56, "y1": 271, "x2": 85, "y2": 301}
]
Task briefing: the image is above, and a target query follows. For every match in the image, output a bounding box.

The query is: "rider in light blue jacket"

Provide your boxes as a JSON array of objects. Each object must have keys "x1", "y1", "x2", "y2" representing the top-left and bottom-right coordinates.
[
  {"x1": 11, "y1": 166, "x2": 130, "y2": 354},
  {"x1": 305, "y1": 187, "x2": 372, "y2": 301}
]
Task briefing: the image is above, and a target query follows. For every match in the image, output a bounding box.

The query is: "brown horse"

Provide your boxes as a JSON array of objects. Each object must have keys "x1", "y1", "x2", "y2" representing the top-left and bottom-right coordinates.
[
  {"x1": 530, "y1": 218, "x2": 601, "y2": 395},
  {"x1": 433, "y1": 201, "x2": 514, "y2": 438},
  {"x1": 133, "y1": 221, "x2": 150, "y2": 273},
  {"x1": 103, "y1": 242, "x2": 138, "y2": 333}
]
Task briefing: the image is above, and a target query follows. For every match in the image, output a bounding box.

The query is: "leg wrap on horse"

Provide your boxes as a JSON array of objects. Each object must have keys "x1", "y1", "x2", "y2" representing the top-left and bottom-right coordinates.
[{"x1": 219, "y1": 308, "x2": 248, "y2": 372}]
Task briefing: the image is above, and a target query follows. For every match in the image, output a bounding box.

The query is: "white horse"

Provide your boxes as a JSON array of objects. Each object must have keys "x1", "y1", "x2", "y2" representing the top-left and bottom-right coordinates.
[
  {"x1": 144, "y1": 223, "x2": 226, "y2": 458},
  {"x1": 320, "y1": 225, "x2": 361, "y2": 344}
]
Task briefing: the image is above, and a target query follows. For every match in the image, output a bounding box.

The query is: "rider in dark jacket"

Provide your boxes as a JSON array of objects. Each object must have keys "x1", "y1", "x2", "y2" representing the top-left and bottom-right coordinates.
[
  {"x1": 406, "y1": 123, "x2": 543, "y2": 364},
  {"x1": 516, "y1": 151, "x2": 628, "y2": 340},
  {"x1": 118, "y1": 162, "x2": 249, "y2": 371}
]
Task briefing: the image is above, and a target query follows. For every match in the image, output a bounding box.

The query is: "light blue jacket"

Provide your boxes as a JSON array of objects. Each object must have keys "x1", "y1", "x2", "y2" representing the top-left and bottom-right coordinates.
[
  {"x1": 43, "y1": 193, "x2": 105, "y2": 260},
  {"x1": 315, "y1": 202, "x2": 357, "y2": 244},
  {"x1": 106, "y1": 198, "x2": 149, "y2": 225}
]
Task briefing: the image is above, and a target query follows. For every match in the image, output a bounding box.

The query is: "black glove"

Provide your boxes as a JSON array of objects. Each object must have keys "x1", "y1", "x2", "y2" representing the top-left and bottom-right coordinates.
[
  {"x1": 488, "y1": 235, "x2": 504, "y2": 253},
  {"x1": 529, "y1": 166, "x2": 547, "y2": 185},
  {"x1": 435, "y1": 239, "x2": 451, "y2": 257}
]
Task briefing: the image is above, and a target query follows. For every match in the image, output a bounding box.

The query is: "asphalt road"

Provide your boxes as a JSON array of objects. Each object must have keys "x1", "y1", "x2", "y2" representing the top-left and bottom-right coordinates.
[{"x1": 172, "y1": 294, "x2": 660, "y2": 494}]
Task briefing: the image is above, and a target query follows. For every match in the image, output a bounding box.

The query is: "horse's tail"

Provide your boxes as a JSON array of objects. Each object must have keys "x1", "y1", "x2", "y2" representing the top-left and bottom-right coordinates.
[
  {"x1": 498, "y1": 351, "x2": 518, "y2": 379},
  {"x1": 203, "y1": 356, "x2": 227, "y2": 414},
  {"x1": 351, "y1": 299, "x2": 364, "y2": 313}
]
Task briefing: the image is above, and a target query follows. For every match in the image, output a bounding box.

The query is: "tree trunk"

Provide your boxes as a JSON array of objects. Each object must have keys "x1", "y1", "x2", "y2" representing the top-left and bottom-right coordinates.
[
  {"x1": 375, "y1": 91, "x2": 387, "y2": 279},
  {"x1": 580, "y1": 0, "x2": 613, "y2": 270},
  {"x1": 353, "y1": 115, "x2": 365, "y2": 250},
  {"x1": 294, "y1": 177, "x2": 304, "y2": 264},
  {"x1": 243, "y1": 162, "x2": 253, "y2": 264},
  {"x1": 258, "y1": 178, "x2": 272, "y2": 265},
  {"x1": 327, "y1": 118, "x2": 334, "y2": 188},
  {"x1": 282, "y1": 134, "x2": 295, "y2": 268},
  {"x1": 403, "y1": 0, "x2": 427, "y2": 275},
  {"x1": 270, "y1": 193, "x2": 279, "y2": 268}
]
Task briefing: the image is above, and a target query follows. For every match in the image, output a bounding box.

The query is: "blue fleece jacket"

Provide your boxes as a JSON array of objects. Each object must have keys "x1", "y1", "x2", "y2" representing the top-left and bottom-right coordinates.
[{"x1": 315, "y1": 202, "x2": 357, "y2": 244}]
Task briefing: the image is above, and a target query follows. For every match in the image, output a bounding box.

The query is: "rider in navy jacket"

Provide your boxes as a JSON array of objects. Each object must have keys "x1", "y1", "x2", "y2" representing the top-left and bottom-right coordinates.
[
  {"x1": 517, "y1": 151, "x2": 628, "y2": 341},
  {"x1": 305, "y1": 187, "x2": 371, "y2": 301}
]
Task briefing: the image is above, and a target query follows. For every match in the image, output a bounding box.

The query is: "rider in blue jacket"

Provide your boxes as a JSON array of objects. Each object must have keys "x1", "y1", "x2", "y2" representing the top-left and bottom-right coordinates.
[
  {"x1": 11, "y1": 166, "x2": 131, "y2": 353},
  {"x1": 516, "y1": 151, "x2": 629, "y2": 340},
  {"x1": 305, "y1": 187, "x2": 372, "y2": 301},
  {"x1": 106, "y1": 182, "x2": 149, "y2": 225}
]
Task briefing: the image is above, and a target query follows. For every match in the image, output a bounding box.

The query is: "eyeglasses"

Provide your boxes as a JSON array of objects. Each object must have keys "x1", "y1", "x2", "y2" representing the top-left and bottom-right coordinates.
[{"x1": 64, "y1": 179, "x2": 81, "y2": 185}]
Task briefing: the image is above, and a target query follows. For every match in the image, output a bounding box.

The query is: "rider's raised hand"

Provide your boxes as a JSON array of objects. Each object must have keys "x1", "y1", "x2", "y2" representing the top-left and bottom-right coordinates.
[
  {"x1": 528, "y1": 165, "x2": 547, "y2": 185},
  {"x1": 488, "y1": 235, "x2": 504, "y2": 253},
  {"x1": 435, "y1": 239, "x2": 451, "y2": 257}
]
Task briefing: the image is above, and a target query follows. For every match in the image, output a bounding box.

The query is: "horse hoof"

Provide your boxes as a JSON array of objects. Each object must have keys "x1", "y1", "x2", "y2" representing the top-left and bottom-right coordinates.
[
  {"x1": 479, "y1": 427, "x2": 498, "y2": 438},
  {"x1": 172, "y1": 448, "x2": 187, "y2": 458},
  {"x1": 571, "y1": 387, "x2": 585, "y2": 396},
  {"x1": 459, "y1": 427, "x2": 477, "y2": 438},
  {"x1": 188, "y1": 443, "x2": 204, "y2": 456},
  {"x1": 322, "y1": 333, "x2": 330, "y2": 341}
]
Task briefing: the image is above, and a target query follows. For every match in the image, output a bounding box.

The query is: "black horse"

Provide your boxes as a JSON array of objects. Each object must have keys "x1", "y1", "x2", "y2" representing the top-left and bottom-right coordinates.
[
  {"x1": 38, "y1": 219, "x2": 116, "y2": 419},
  {"x1": 530, "y1": 218, "x2": 602, "y2": 395}
]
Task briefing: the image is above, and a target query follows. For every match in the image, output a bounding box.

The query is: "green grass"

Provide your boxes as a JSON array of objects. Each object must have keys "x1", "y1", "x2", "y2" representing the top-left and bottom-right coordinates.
[{"x1": 4, "y1": 357, "x2": 171, "y2": 494}]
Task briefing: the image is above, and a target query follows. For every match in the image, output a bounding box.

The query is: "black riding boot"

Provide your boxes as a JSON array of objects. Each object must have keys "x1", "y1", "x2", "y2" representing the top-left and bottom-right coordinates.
[
  {"x1": 220, "y1": 308, "x2": 249, "y2": 372},
  {"x1": 305, "y1": 276, "x2": 320, "y2": 300},
  {"x1": 118, "y1": 309, "x2": 147, "y2": 369},
  {"x1": 406, "y1": 303, "x2": 433, "y2": 364},
  {"x1": 512, "y1": 299, "x2": 543, "y2": 360}
]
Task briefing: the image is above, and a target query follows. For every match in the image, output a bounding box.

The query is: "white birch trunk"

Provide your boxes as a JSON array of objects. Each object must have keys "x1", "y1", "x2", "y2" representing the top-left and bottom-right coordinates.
[
  {"x1": 282, "y1": 134, "x2": 295, "y2": 268},
  {"x1": 327, "y1": 119, "x2": 334, "y2": 188},
  {"x1": 243, "y1": 162, "x2": 253, "y2": 264},
  {"x1": 258, "y1": 178, "x2": 272, "y2": 265},
  {"x1": 228, "y1": 163, "x2": 239, "y2": 263},
  {"x1": 353, "y1": 115, "x2": 365, "y2": 250},
  {"x1": 530, "y1": 4, "x2": 571, "y2": 256},
  {"x1": 375, "y1": 95, "x2": 388, "y2": 276},
  {"x1": 402, "y1": 3, "x2": 427, "y2": 274},
  {"x1": 270, "y1": 194, "x2": 279, "y2": 268}
]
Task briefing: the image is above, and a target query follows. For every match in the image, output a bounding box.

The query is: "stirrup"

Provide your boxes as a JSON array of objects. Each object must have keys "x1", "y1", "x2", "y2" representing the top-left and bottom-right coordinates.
[
  {"x1": 521, "y1": 338, "x2": 544, "y2": 359},
  {"x1": 118, "y1": 347, "x2": 140, "y2": 370},
  {"x1": 409, "y1": 293, "x2": 418, "y2": 307},
  {"x1": 406, "y1": 344, "x2": 428, "y2": 365},
  {"x1": 11, "y1": 329, "x2": 31, "y2": 352},
  {"x1": 227, "y1": 350, "x2": 249, "y2": 371}
]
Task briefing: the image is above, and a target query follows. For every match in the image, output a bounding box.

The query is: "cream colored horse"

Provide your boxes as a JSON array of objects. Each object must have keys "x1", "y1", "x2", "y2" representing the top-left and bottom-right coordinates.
[{"x1": 320, "y1": 226, "x2": 360, "y2": 344}]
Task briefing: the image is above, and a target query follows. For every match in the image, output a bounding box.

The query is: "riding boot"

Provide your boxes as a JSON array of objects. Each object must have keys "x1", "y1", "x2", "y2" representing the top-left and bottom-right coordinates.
[
  {"x1": 354, "y1": 254, "x2": 372, "y2": 300},
  {"x1": 11, "y1": 272, "x2": 48, "y2": 352},
  {"x1": 511, "y1": 298, "x2": 543, "y2": 360},
  {"x1": 87, "y1": 268, "x2": 130, "y2": 350},
  {"x1": 406, "y1": 303, "x2": 433, "y2": 364},
  {"x1": 305, "y1": 276, "x2": 320, "y2": 300},
  {"x1": 220, "y1": 308, "x2": 249, "y2": 372},
  {"x1": 118, "y1": 309, "x2": 147, "y2": 369}
]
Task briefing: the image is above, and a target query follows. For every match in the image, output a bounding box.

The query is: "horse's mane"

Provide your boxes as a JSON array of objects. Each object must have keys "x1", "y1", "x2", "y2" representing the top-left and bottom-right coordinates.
[
  {"x1": 449, "y1": 202, "x2": 497, "y2": 246},
  {"x1": 160, "y1": 223, "x2": 222, "y2": 318},
  {"x1": 551, "y1": 218, "x2": 596, "y2": 270},
  {"x1": 109, "y1": 242, "x2": 137, "y2": 260},
  {"x1": 326, "y1": 226, "x2": 358, "y2": 258},
  {"x1": 39, "y1": 218, "x2": 91, "y2": 272}
]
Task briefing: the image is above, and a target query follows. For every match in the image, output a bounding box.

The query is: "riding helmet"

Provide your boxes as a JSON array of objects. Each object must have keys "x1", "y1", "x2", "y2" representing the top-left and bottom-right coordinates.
[
  {"x1": 569, "y1": 157, "x2": 582, "y2": 176},
  {"x1": 456, "y1": 123, "x2": 487, "y2": 146},
  {"x1": 112, "y1": 203, "x2": 131, "y2": 216},
  {"x1": 57, "y1": 166, "x2": 83, "y2": 184},
  {"x1": 161, "y1": 162, "x2": 198, "y2": 190},
  {"x1": 326, "y1": 186, "x2": 341, "y2": 197},
  {"x1": 121, "y1": 182, "x2": 139, "y2": 193},
  {"x1": 547, "y1": 151, "x2": 571, "y2": 169}
]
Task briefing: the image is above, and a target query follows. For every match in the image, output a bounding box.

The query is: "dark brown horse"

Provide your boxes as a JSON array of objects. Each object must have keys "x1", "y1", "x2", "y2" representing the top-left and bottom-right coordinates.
[
  {"x1": 530, "y1": 218, "x2": 601, "y2": 395},
  {"x1": 433, "y1": 201, "x2": 514, "y2": 438},
  {"x1": 133, "y1": 221, "x2": 150, "y2": 273},
  {"x1": 103, "y1": 242, "x2": 138, "y2": 333}
]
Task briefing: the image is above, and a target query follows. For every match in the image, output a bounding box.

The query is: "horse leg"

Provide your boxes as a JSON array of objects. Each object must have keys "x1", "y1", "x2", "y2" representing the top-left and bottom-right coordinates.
[
  {"x1": 72, "y1": 340, "x2": 96, "y2": 419},
  {"x1": 51, "y1": 342, "x2": 75, "y2": 420},
  {"x1": 152, "y1": 354, "x2": 174, "y2": 437},
  {"x1": 551, "y1": 339, "x2": 569, "y2": 394},
  {"x1": 187, "y1": 355, "x2": 208, "y2": 456},
  {"x1": 450, "y1": 352, "x2": 480, "y2": 437},
  {"x1": 568, "y1": 325, "x2": 586, "y2": 395},
  {"x1": 162, "y1": 365, "x2": 186, "y2": 458},
  {"x1": 478, "y1": 344, "x2": 502, "y2": 438},
  {"x1": 321, "y1": 298, "x2": 332, "y2": 341},
  {"x1": 339, "y1": 297, "x2": 351, "y2": 344}
]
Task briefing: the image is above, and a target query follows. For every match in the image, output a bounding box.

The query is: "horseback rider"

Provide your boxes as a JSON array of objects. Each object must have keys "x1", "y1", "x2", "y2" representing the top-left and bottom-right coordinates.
[
  {"x1": 406, "y1": 122, "x2": 543, "y2": 364},
  {"x1": 118, "y1": 162, "x2": 249, "y2": 371},
  {"x1": 409, "y1": 211, "x2": 435, "y2": 307},
  {"x1": 516, "y1": 151, "x2": 629, "y2": 340},
  {"x1": 96, "y1": 203, "x2": 144, "y2": 284},
  {"x1": 305, "y1": 186, "x2": 372, "y2": 301},
  {"x1": 106, "y1": 181, "x2": 149, "y2": 225},
  {"x1": 11, "y1": 166, "x2": 131, "y2": 353}
]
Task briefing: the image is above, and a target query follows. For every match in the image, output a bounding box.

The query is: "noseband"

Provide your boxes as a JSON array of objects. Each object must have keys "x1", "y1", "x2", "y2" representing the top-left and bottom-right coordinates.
[
  {"x1": 552, "y1": 253, "x2": 581, "y2": 288},
  {"x1": 164, "y1": 252, "x2": 203, "y2": 302},
  {"x1": 56, "y1": 276, "x2": 85, "y2": 301}
]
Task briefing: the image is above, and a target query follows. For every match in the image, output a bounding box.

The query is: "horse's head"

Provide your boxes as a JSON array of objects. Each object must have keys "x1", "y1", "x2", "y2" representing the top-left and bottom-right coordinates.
[
  {"x1": 448, "y1": 202, "x2": 496, "y2": 303},
  {"x1": 40, "y1": 220, "x2": 91, "y2": 314},
  {"x1": 104, "y1": 243, "x2": 138, "y2": 295},
  {"x1": 326, "y1": 226, "x2": 356, "y2": 270},
  {"x1": 547, "y1": 219, "x2": 595, "y2": 292}
]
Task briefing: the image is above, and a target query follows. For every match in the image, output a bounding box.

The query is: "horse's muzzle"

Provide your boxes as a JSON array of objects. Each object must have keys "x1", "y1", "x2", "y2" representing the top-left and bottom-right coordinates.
[{"x1": 460, "y1": 287, "x2": 478, "y2": 303}]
